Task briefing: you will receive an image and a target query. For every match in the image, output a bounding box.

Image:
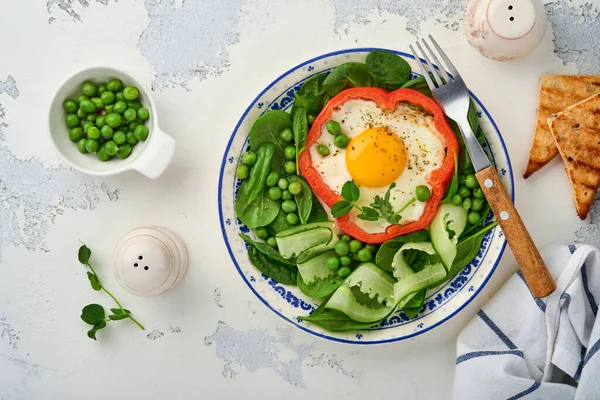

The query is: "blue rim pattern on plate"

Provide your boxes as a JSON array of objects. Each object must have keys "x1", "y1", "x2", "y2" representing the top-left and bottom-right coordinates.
[{"x1": 218, "y1": 48, "x2": 513, "y2": 344}]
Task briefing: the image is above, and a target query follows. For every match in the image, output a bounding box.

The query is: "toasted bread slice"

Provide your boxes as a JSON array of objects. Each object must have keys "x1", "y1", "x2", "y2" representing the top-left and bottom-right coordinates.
[
  {"x1": 548, "y1": 93, "x2": 600, "y2": 220},
  {"x1": 524, "y1": 75, "x2": 600, "y2": 178}
]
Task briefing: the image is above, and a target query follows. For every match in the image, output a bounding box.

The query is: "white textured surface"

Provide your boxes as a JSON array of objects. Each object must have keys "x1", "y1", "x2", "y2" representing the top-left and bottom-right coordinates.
[{"x1": 1, "y1": 0, "x2": 599, "y2": 399}]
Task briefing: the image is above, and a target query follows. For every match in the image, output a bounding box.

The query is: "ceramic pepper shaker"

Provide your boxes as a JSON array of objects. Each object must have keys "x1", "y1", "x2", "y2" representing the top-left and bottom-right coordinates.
[
  {"x1": 113, "y1": 226, "x2": 188, "y2": 296},
  {"x1": 464, "y1": 0, "x2": 547, "y2": 61}
]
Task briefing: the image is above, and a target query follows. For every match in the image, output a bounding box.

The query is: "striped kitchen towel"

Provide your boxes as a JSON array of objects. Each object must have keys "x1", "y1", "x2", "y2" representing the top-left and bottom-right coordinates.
[{"x1": 453, "y1": 244, "x2": 600, "y2": 399}]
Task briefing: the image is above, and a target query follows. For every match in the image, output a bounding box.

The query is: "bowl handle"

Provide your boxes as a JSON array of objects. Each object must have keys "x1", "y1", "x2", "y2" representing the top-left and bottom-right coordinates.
[{"x1": 133, "y1": 128, "x2": 176, "y2": 179}]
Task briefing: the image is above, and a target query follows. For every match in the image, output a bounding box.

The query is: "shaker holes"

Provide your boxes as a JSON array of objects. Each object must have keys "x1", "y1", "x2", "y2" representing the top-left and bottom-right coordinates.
[
  {"x1": 510, "y1": 17, "x2": 515, "y2": 21},
  {"x1": 144, "y1": 266, "x2": 149, "y2": 270},
  {"x1": 508, "y1": 5, "x2": 513, "y2": 10},
  {"x1": 134, "y1": 263, "x2": 138, "y2": 267}
]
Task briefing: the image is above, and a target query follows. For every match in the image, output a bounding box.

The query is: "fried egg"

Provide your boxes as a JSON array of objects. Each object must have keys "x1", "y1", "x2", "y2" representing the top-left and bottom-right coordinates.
[{"x1": 309, "y1": 99, "x2": 446, "y2": 234}]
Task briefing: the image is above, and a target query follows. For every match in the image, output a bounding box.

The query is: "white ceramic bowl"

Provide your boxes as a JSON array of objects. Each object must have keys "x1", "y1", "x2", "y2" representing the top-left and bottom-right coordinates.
[
  {"x1": 219, "y1": 48, "x2": 513, "y2": 344},
  {"x1": 48, "y1": 66, "x2": 175, "y2": 178}
]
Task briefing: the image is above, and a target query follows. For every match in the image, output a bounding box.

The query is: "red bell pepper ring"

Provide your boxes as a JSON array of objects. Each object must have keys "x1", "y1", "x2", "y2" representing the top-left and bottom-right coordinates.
[{"x1": 298, "y1": 87, "x2": 459, "y2": 244}]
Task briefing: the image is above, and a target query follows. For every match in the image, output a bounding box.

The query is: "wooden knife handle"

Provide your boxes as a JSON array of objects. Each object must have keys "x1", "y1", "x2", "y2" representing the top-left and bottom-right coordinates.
[{"x1": 475, "y1": 166, "x2": 556, "y2": 298}]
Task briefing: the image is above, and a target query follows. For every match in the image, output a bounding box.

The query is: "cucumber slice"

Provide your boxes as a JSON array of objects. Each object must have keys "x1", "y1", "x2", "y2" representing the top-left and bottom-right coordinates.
[
  {"x1": 344, "y1": 263, "x2": 396, "y2": 305},
  {"x1": 430, "y1": 204, "x2": 467, "y2": 270},
  {"x1": 275, "y1": 221, "x2": 336, "y2": 238},
  {"x1": 392, "y1": 263, "x2": 446, "y2": 304},
  {"x1": 297, "y1": 271, "x2": 344, "y2": 299},
  {"x1": 325, "y1": 285, "x2": 395, "y2": 323},
  {"x1": 296, "y1": 234, "x2": 339, "y2": 264},
  {"x1": 297, "y1": 250, "x2": 338, "y2": 285},
  {"x1": 276, "y1": 227, "x2": 333, "y2": 259},
  {"x1": 391, "y1": 242, "x2": 436, "y2": 280}
]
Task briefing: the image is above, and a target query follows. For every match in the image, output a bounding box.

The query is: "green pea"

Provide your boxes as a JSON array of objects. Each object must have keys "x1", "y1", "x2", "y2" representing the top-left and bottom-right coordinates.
[
  {"x1": 106, "y1": 78, "x2": 122, "y2": 92},
  {"x1": 100, "y1": 125, "x2": 114, "y2": 140},
  {"x1": 365, "y1": 244, "x2": 378, "y2": 253},
  {"x1": 105, "y1": 104, "x2": 114, "y2": 114},
  {"x1": 104, "y1": 141, "x2": 119, "y2": 156},
  {"x1": 96, "y1": 145, "x2": 111, "y2": 162},
  {"x1": 77, "y1": 138, "x2": 88, "y2": 153},
  {"x1": 472, "y1": 198, "x2": 485, "y2": 212},
  {"x1": 281, "y1": 200, "x2": 297, "y2": 213},
  {"x1": 357, "y1": 248, "x2": 373, "y2": 262},
  {"x1": 279, "y1": 128, "x2": 293, "y2": 142},
  {"x1": 284, "y1": 146, "x2": 296, "y2": 161},
  {"x1": 339, "y1": 255, "x2": 351, "y2": 266},
  {"x1": 81, "y1": 81, "x2": 98, "y2": 97},
  {"x1": 82, "y1": 121, "x2": 93, "y2": 132},
  {"x1": 416, "y1": 185, "x2": 431, "y2": 202},
  {"x1": 85, "y1": 139, "x2": 99, "y2": 153},
  {"x1": 340, "y1": 234, "x2": 351, "y2": 243},
  {"x1": 286, "y1": 213, "x2": 299, "y2": 225},
  {"x1": 268, "y1": 186, "x2": 282, "y2": 200},
  {"x1": 115, "y1": 91, "x2": 124, "y2": 102},
  {"x1": 87, "y1": 126, "x2": 100, "y2": 140},
  {"x1": 123, "y1": 86, "x2": 139, "y2": 101},
  {"x1": 68, "y1": 127, "x2": 84, "y2": 142},
  {"x1": 468, "y1": 211, "x2": 481, "y2": 225},
  {"x1": 79, "y1": 99, "x2": 96, "y2": 114},
  {"x1": 317, "y1": 144, "x2": 330, "y2": 156},
  {"x1": 96, "y1": 115, "x2": 106, "y2": 129},
  {"x1": 288, "y1": 181, "x2": 302, "y2": 195},
  {"x1": 116, "y1": 143, "x2": 132, "y2": 159},
  {"x1": 126, "y1": 132, "x2": 139, "y2": 146},
  {"x1": 90, "y1": 97, "x2": 103, "y2": 109},
  {"x1": 127, "y1": 100, "x2": 142, "y2": 111},
  {"x1": 241, "y1": 151, "x2": 257, "y2": 166},
  {"x1": 458, "y1": 186, "x2": 471, "y2": 199},
  {"x1": 266, "y1": 171, "x2": 279, "y2": 187},
  {"x1": 113, "y1": 131, "x2": 126, "y2": 145},
  {"x1": 134, "y1": 125, "x2": 149, "y2": 141},
  {"x1": 277, "y1": 178, "x2": 289, "y2": 190},
  {"x1": 283, "y1": 161, "x2": 296, "y2": 174},
  {"x1": 337, "y1": 266, "x2": 351, "y2": 278},
  {"x1": 266, "y1": 237, "x2": 277, "y2": 248},
  {"x1": 129, "y1": 121, "x2": 140, "y2": 131},
  {"x1": 334, "y1": 134, "x2": 349, "y2": 148},
  {"x1": 473, "y1": 188, "x2": 485, "y2": 199},
  {"x1": 326, "y1": 120, "x2": 342, "y2": 135},
  {"x1": 465, "y1": 174, "x2": 478, "y2": 189},
  {"x1": 451, "y1": 194, "x2": 463, "y2": 206},
  {"x1": 124, "y1": 108, "x2": 137, "y2": 122},
  {"x1": 326, "y1": 257, "x2": 340, "y2": 271},
  {"x1": 105, "y1": 113, "x2": 120, "y2": 128},
  {"x1": 63, "y1": 99, "x2": 78, "y2": 113},
  {"x1": 462, "y1": 198, "x2": 472, "y2": 211},
  {"x1": 335, "y1": 241, "x2": 350, "y2": 256},
  {"x1": 77, "y1": 94, "x2": 89, "y2": 103},
  {"x1": 307, "y1": 115, "x2": 315, "y2": 125},
  {"x1": 86, "y1": 113, "x2": 97, "y2": 122},
  {"x1": 100, "y1": 91, "x2": 116, "y2": 106},
  {"x1": 113, "y1": 101, "x2": 127, "y2": 115},
  {"x1": 236, "y1": 165, "x2": 249, "y2": 179},
  {"x1": 137, "y1": 107, "x2": 150, "y2": 120},
  {"x1": 281, "y1": 190, "x2": 292, "y2": 201},
  {"x1": 349, "y1": 239, "x2": 363, "y2": 254},
  {"x1": 77, "y1": 109, "x2": 87, "y2": 119},
  {"x1": 98, "y1": 83, "x2": 107, "y2": 95},
  {"x1": 255, "y1": 228, "x2": 269, "y2": 240}
]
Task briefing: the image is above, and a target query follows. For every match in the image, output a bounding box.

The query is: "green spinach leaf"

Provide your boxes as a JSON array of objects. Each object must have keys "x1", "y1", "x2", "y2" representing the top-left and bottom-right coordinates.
[
  {"x1": 249, "y1": 111, "x2": 291, "y2": 174},
  {"x1": 441, "y1": 151, "x2": 459, "y2": 204},
  {"x1": 299, "y1": 309, "x2": 382, "y2": 332},
  {"x1": 375, "y1": 230, "x2": 431, "y2": 271},
  {"x1": 267, "y1": 209, "x2": 293, "y2": 235},
  {"x1": 401, "y1": 76, "x2": 432, "y2": 97},
  {"x1": 366, "y1": 50, "x2": 411, "y2": 90},
  {"x1": 308, "y1": 194, "x2": 329, "y2": 223},
  {"x1": 291, "y1": 73, "x2": 329, "y2": 117},
  {"x1": 297, "y1": 274, "x2": 344, "y2": 299},
  {"x1": 248, "y1": 246, "x2": 297, "y2": 285},
  {"x1": 292, "y1": 107, "x2": 308, "y2": 175},
  {"x1": 288, "y1": 175, "x2": 313, "y2": 225},
  {"x1": 240, "y1": 233, "x2": 296, "y2": 266},
  {"x1": 237, "y1": 189, "x2": 280, "y2": 228},
  {"x1": 323, "y1": 62, "x2": 372, "y2": 97}
]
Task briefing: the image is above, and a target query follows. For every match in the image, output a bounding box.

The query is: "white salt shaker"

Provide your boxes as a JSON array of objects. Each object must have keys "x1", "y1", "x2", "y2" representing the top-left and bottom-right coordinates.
[
  {"x1": 113, "y1": 226, "x2": 188, "y2": 296},
  {"x1": 464, "y1": 0, "x2": 547, "y2": 61}
]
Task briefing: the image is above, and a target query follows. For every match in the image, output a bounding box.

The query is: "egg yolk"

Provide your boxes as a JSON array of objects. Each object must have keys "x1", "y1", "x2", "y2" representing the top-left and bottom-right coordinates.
[{"x1": 345, "y1": 127, "x2": 407, "y2": 188}]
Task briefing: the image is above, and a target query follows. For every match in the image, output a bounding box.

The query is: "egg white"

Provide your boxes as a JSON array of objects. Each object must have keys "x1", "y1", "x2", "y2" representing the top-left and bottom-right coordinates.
[{"x1": 309, "y1": 99, "x2": 447, "y2": 234}]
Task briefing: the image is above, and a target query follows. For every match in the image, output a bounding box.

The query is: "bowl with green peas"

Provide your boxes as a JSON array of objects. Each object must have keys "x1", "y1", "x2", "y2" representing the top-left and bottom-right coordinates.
[{"x1": 49, "y1": 67, "x2": 175, "y2": 178}]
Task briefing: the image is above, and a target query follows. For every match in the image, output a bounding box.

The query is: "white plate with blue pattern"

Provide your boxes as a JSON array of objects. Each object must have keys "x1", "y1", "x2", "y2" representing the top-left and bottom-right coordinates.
[{"x1": 219, "y1": 48, "x2": 512, "y2": 344}]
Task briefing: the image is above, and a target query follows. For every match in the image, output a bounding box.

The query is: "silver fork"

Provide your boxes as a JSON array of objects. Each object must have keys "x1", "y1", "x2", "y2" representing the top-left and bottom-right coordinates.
[{"x1": 410, "y1": 35, "x2": 555, "y2": 298}]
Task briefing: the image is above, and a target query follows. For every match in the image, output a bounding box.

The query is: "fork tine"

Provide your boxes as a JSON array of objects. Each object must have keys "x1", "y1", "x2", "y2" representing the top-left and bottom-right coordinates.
[
  {"x1": 421, "y1": 39, "x2": 451, "y2": 83},
  {"x1": 409, "y1": 45, "x2": 436, "y2": 90},
  {"x1": 428, "y1": 35, "x2": 460, "y2": 79},
  {"x1": 415, "y1": 41, "x2": 442, "y2": 88}
]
